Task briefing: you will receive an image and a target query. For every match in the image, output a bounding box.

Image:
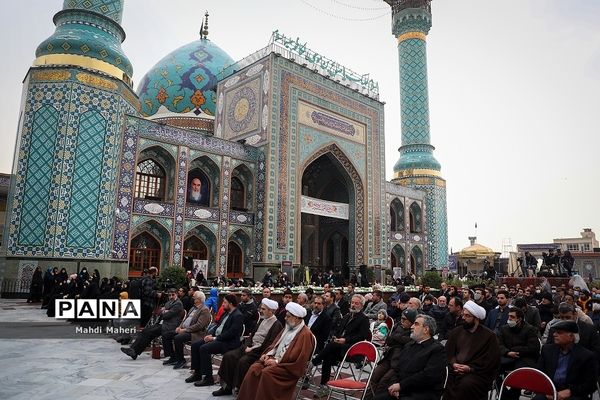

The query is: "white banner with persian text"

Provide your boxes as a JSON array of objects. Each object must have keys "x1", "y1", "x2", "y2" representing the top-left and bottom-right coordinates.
[{"x1": 301, "y1": 195, "x2": 349, "y2": 220}]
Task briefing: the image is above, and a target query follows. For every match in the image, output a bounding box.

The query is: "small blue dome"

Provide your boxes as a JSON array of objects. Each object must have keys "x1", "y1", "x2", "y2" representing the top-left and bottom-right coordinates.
[{"x1": 137, "y1": 39, "x2": 234, "y2": 118}]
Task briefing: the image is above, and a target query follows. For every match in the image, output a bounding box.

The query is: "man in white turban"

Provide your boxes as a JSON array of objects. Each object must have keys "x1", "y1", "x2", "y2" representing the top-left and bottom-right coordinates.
[
  {"x1": 463, "y1": 300, "x2": 486, "y2": 321},
  {"x1": 238, "y1": 302, "x2": 314, "y2": 400},
  {"x1": 443, "y1": 300, "x2": 500, "y2": 400},
  {"x1": 213, "y1": 296, "x2": 283, "y2": 396}
]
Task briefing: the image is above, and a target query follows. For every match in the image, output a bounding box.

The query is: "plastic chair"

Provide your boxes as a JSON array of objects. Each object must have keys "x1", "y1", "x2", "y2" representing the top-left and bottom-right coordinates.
[
  {"x1": 384, "y1": 316, "x2": 394, "y2": 332},
  {"x1": 325, "y1": 341, "x2": 379, "y2": 400},
  {"x1": 497, "y1": 367, "x2": 557, "y2": 400}
]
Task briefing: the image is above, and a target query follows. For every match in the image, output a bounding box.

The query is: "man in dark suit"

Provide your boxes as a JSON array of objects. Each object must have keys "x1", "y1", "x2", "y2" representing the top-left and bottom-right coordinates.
[
  {"x1": 484, "y1": 290, "x2": 511, "y2": 334},
  {"x1": 535, "y1": 320, "x2": 598, "y2": 400},
  {"x1": 323, "y1": 291, "x2": 342, "y2": 335},
  {"x1": 305, "y1": 295, "x2": 333, "y2": 354},
  {"x1": 301, "y1": 295, "x2": 333, "y2": 389},
  {"x1": 334, "y1": 288, "x2": 350, "y2": 316},
  {"x1": 373, "y1": 315, "x2": 447, "y2": 400},
  {"x1": 121, "y1": 287, "x2": 183, "y2": 360},
  {"x1": 312, "y1": 294, "x2": 371, "y2": 398},
  {"x1": 185, "y1": 294, "x2": 244, "y2": 386}
]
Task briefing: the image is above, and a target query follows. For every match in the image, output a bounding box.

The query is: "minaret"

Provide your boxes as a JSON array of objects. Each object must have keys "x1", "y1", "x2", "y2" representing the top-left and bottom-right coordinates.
[
  {"x1": 385, "y1": 0, "x2": 448, "y2": 269},
  {"x1": 3, "y1": 0, "x2": 138, "y2": 275},
  {"x1": 34, "y1": 0, "x2": 133, "y2": 86}
]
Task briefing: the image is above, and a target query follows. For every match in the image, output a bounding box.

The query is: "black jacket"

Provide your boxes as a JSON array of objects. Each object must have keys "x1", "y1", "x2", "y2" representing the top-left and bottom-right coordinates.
[
  {"x1": 305, "y1": 310, "x2": 333, "y2": 353},
  {"x1": 498, "y1": 321, "x2": 540, "y2": 367},
  {"x1": 537, "y1": 343, "x2": 597, "y2": 396},
  {"x1": 392, "y1": 338, "x2": 447, "y2": 400},
  {"x1": 333, "y1": 311, "x2": 370, "y2": 346},
  {"x1": 238, "y1": 299, "x2": 259, "y2": 334},
  {"x1": 210, "y1": 308, "x2": 245, "y2": 349}
]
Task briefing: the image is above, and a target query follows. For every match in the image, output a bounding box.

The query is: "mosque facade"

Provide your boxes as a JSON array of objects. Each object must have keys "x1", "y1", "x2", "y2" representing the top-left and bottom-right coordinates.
[{"x1": 0, "y1": 0, "x2": 446, "y2": 283}]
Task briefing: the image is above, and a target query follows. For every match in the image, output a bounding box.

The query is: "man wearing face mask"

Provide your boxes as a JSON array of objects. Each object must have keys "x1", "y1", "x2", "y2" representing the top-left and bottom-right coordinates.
[
  {"x1": 430, "y1": 295, "x2": 449, "y2": 330},
  {"x1": 497, "y1": 308, "x2": 540, "y2": 400},
  {"x1": 473, "y1": 288, "x2": 486, "y2": 309},
  {"x1": 213, "y1": 297, "x2": 283, "y2": 396},
  {"x1": 372, "y1": 315, "x2": 446, "y2": 400},
  {"x1": 365, "y1": 309, "x2": 420, "y2": 400},
  {"x1": 443, "y1": 300, "x2": 500, "y2": 400},
  {"x1": 237, "y1": 302, "x2": 314, "y2": 400}
]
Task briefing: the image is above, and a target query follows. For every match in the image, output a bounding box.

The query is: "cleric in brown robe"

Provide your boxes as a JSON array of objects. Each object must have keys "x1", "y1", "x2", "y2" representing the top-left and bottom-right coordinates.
[
  {"x1": 212, "y1": 297, "x2": 283, "y2": 396},
  {"x1": 443, "y1": 300, "x2": 500, "y2": 400},
  {"x1": 237, "y1": 301, "x2": 315, "y2": 400}
]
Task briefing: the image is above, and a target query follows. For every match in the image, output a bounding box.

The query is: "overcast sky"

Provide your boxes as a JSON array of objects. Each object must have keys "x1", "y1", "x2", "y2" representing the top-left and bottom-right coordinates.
[{"x1": 1, "y1": 0, "x2": 599, "y2": 256}]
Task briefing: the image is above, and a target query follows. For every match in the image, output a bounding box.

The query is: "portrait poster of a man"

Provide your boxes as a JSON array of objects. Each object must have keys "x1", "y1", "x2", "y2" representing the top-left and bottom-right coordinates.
[{"x1": 187, "y1": 175, "x2": 208, "y2": 206}]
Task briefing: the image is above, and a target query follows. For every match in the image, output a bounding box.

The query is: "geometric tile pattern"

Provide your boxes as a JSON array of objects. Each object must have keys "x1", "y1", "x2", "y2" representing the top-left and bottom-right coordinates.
[
  {"x1": 390, "y1": 7, "x2": 449, "y2": 269},
  {"x1": 254, "y1": 150, "x2": 266, "y2": 262},
  {"x1": 137, "y1": 39, "x2": 234, "y2": 118},
  {"x1": 8, "y1": 72, "x2": 134, "y2": 259},
  {"x1": 17, "y1": 105, "x2": 59, "y2": 247},
  {"x1": 63, "y1": 0, "x2": 125, "y2": 24},
  {"x1": 172, "y1": 147, "x2": 188, "y2": 267},
  {"x1": 66, "y1": 111, "x2": 107, "y2": 248},
  {"x1": 36, "y1": 1, "x2": 132, "y2": 77},
  {"x1": 271, "y1": 59, "x2": 387, "y2": 267},
  {"x1": 217, "y1": 157, "x2": 232, "y2": 275},
  {"x1": 216, "y1": 59, "x2": 270, "y2": 144},
  {"x1": 112, "y1": 118, "x2": 141, "y2": 260},
  {"x1": 398, "y1": 38, "x2": 431, "y2": 146}
]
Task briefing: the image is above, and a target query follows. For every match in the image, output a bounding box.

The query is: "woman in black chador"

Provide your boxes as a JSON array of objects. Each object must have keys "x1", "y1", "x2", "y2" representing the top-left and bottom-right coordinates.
[{"x1": 27, "y1": 267, "x2": 43, "y2": 303}]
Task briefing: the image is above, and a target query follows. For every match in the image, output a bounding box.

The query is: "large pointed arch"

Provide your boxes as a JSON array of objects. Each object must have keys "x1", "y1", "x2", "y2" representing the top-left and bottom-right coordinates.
[
  {"x1": 299, "y1": 143, "x2": 365, "y2": 265},
  {"x1": 129, "y1": 219, "x2": 172, "y2": 276},
  {"x1": 184, "y1": 224, "x2": 217, "y2": 276},
  {"x1": 228, "y1": 229, "x2": 252, "y2": 278}
]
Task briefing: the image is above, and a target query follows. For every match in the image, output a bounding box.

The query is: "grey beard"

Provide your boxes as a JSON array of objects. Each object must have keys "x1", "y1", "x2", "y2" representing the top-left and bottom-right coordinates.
[{"x1": 190, "y1": 191, "x2": 201, "y2": 200}]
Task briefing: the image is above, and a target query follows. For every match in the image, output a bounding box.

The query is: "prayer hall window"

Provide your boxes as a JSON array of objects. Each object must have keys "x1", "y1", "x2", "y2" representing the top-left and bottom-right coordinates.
[
  {"x1": 135, "y1": 159, "x2": 166, "y2": 201},
  {"x1": 230, "y1": 176, "x2": 246, "y2": 211}
]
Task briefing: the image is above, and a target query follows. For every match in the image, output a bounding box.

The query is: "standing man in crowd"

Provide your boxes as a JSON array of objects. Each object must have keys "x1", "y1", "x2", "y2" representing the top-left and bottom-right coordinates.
[{"x1": 140, "y1": 267, "x2": 159, "y2": 327}]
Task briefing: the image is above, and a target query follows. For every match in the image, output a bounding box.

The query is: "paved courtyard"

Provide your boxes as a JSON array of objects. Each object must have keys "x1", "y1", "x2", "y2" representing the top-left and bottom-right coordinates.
[{"x1": 0, "y1": 299, "x2": 236, "y2": 400}]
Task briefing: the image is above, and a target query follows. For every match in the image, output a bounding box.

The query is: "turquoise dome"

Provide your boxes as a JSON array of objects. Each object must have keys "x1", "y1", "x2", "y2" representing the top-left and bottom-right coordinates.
[{"x1": 137, "y1": 39, "x2": 234, "y2": 118}]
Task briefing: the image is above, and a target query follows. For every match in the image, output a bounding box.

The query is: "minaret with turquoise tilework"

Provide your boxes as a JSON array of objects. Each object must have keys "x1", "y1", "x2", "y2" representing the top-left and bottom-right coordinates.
[
  {"x1": 385, "y1": 0, "x2": 448, "y2": 269},
  {"x1": 3, "y1": 0, "x2": 138, "y2": 276},
  {"x1": 34, "y1": 0, "x2": 133, "y2": 86}
]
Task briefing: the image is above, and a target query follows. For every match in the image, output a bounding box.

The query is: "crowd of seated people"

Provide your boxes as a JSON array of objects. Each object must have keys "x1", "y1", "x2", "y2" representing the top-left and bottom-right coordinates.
[
  {"x1": 24, "y1": 264, "x2": 600, "y2": 400},
  {"x1": 113, "y1": 273, "x2": 600, "y2": 399}
]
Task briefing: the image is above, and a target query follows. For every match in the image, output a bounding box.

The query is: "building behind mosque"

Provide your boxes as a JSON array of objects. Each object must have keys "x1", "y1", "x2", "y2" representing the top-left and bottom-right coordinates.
[{"x1": 0, "y1": 0, "x2": 448, "y2": 286}]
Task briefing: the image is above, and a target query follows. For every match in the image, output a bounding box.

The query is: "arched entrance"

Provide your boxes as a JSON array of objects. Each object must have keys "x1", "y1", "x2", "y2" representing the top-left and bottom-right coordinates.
[
  {"x1": 410, "y1": 245, "x2": 424, "y2": 276},
  {"x1": 301, "y1": 152, "x2": 355, "y2": 278},
  {"x1": 129, "y1": 232, "x2": 161, "y2": 276},
  {"x1": 227, "y1": 241, "x2": 243, "y2": 279},
  {"x1": 183, "y1": 236, "x2": 208, "y2": 272}
]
